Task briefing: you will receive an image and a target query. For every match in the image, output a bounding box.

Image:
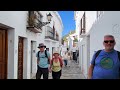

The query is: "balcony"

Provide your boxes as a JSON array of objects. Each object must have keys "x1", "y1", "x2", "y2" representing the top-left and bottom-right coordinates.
[
  {"x1": 45, "y1": 26, "x2": 59, "y2": 42},
  {"x1": 45, "y1": 35, "x2": 59, "y2": 41},
  {"x1": 26, "y1": 11, "x2": 42, "y2": 33}
]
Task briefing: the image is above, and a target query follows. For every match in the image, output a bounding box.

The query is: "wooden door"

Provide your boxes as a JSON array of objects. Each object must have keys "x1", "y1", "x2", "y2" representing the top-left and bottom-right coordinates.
[
  {"x1": 0, "y1": 29, "x2": 7, "y2": 79},
  {"x1": 18, "y1": 37, "x2": 23, "y2": 79}
]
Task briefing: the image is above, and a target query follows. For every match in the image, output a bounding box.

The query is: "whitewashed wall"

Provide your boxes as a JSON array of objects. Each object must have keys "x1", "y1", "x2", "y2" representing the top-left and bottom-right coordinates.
[
  {"x1": 43, "y1": 11, "x2": 63, "y2": 58},
  {"x1": 75, "y1": 11, "x2": 97, "y2": 78},
  {"x1": 79, "y1": 37, "x2": 88, "y2": 78},
  {"x1": 0, "y1": 11, "x2": 63, "y2": 79},
  {"x1": 75, "y1": 11, "x2": 84, "y2": 39},
  {"x1": 90, "y1": 11, "x2": 120, "y2": 62}
]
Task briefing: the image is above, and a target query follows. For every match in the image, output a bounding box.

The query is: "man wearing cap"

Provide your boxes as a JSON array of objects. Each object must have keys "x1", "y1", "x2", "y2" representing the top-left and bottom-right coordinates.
[{"x1": 36, "y1": 43, "x2": 50, "y2": 79}]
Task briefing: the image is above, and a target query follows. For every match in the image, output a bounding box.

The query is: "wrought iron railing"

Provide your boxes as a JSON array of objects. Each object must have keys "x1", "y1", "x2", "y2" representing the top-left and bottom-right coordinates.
[
  {"x1": 45, "y1": 26, "x2": 59, "y2": 41},
  {"x1": 27, "y1": 11, "x2": 42, "y2": 33},
  {"x1": 45, "y1": 32, "x2": 59, "y2": 41}
]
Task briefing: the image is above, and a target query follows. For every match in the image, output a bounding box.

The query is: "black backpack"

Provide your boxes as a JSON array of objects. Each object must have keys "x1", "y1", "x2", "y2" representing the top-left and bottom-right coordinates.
[
  {"x1": 93, "y1": 50, "x2": 120, "y2": 65},
  {"x1": 38, "y1": 50, "x2": 50, "y2": 64}
]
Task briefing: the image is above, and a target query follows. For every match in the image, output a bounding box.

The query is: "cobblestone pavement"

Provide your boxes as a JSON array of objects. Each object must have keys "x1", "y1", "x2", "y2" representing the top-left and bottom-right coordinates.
[
  {"x1": 49, "y1": 60, "x2": 85, "y2": 79},
  {"x1": 32, "y1": 60, "x2": 85, "y2": 79}
]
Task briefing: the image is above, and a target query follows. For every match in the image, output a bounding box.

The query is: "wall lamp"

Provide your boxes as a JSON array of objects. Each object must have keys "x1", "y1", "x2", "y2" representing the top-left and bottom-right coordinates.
[{"x1": 38, "y1": 13, "x2": 52, "y2": 28}]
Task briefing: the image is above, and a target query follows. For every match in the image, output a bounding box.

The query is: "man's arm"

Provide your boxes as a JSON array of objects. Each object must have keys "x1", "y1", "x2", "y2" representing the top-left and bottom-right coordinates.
[
  {"x1": 49, "y1": 57, "x2": 53, "y2": 73},
  {"x1": 47, "y1": 51, "x2": 51, "y2": 65},
  {"x1": 36, "y1": 51, "x2": 39, "y2": 65},
  {"x1": 88, "y1": 52, "x2": 97, "y2": 79},
  {"x1": 48, "y1": 56, "x2": 51, "y2": 65},
  {"x1": 88, "y1": 64, "x2": 94, "y2": 79},
  {"x1": 47, "y1": 52, "x2": 51, "y2": 70},
  {"x1": 37, "y1": 59, "x2": 39, "y2": 64}
]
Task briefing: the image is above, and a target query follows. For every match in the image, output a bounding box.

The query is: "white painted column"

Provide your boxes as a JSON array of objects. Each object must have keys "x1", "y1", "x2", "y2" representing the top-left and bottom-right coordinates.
[
  {"x1": 8, "y1": 29, "x2": 15, "y2": 79},
  {"x1": 23, "y1": 38, "x2": 29, "y2": 79}
]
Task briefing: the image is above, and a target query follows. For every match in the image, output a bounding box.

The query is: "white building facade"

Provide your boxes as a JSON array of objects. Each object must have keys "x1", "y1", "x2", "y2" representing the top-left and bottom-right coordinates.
[
  {"x1": 68, "y1": 33, "x2": 78, "y2": 52},
  {"x1": 44, "y1": 11, "x2": 63, "y2": 58},
  {"x1": 90, "y1": 11, "x2": 120, "y2": 61},
  {"x1": 74, "y1": 11, "x2": 97, "y2": 78},
  {"x1": 75, "y1": 11, "x2": 120, "y2": 78},
  {"x1": 0, "y1": 11, "x2": 63, "y2": 79}
]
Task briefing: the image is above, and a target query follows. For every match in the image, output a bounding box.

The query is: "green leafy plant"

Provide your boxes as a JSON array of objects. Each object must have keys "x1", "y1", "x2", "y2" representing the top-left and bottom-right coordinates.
[
  {"x1": 73, "y1": 38, "x2": 78, "y2": 42},
  {"x1": 28, "y1": 11, "x2": 36, "y2": 27}
]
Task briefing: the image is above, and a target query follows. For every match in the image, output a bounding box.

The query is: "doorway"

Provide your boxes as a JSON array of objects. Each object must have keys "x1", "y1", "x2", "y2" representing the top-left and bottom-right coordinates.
[
  {"x1": 30, "y1": 41, "x2": 36, "y2": 78},
  {"x1": 0, "y1": 29, "x2": 8, "y2": 79},
  {"x1": 18, "y1": 37, "x2": 24, "y2": 79}
]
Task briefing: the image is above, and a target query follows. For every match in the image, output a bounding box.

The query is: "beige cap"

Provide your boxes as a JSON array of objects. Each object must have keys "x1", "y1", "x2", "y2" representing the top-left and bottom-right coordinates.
[{"x1": 53, "y1": 51, "x2": 59, "y2": 55}]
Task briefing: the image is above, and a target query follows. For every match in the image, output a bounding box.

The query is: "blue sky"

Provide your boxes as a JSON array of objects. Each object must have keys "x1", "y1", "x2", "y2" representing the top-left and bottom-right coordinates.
[{"x1": 58, "y1": 11, "x2": 75, "y2": 37}]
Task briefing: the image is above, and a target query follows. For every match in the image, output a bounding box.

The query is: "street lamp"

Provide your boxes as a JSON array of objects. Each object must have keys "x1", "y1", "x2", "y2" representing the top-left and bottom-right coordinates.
[
  {"x1": 38, "y1": 13, "x2": 52, "y2": 28},
  {"x1": 47, "y1": 13, "x2": 52, "y2": 21}
]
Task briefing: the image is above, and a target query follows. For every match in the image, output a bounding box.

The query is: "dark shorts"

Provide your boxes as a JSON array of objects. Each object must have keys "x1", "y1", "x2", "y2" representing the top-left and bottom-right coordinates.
[
  {"x1": 52, "y1": 70, "x2": 62, "y2": 79},
  {"x1": 36, "y1": 65, "x2": 49, "y2": 79}
]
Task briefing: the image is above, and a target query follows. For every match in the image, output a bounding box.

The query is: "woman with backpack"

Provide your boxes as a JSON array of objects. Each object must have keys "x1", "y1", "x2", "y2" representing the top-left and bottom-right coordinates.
[{"x1": 50, "y1": 51, "x2": 63, "y2": 79}]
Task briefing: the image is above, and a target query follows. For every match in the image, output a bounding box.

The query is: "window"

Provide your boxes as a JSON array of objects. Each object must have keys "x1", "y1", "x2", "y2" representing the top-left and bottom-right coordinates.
[
  {"x1": 27, "y1": 11, "x2": 34, "y2": 26},
  {"x1": 28, "y1": 11, "x2": 43, "y2": 28},
  {"x1": 53, "y1": 25, "x2": 55, "y2": 38},
  {"x1": 46, "y1": 26, "x2": 54, "y2": 37},
  {"x1": 34, "y1": 11, "x2": 43, "y2": 21},
  {"x1": 34, "y1": 11, "x2": 43, "y2": 27},
  {"x1": 56, "y1": 31, "x2": 59, "y2": 41},
  {"x1": 80, "y1": 12, "x2": 86, "y2": 35}
]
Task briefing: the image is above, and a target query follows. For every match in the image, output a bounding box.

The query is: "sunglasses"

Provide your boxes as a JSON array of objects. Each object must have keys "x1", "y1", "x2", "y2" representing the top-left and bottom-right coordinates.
[
  {"x1": 104, "y1": 40, "x2": 114, "y2": 43},
  {"x1": 40, "y1": 46, "x2": 44, "y2": 48}
]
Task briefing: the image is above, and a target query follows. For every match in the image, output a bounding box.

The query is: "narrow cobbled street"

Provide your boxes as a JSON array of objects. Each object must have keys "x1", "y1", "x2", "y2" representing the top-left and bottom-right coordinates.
[
  {"x1": 33, "y1": 60, "x2": 85, "y2": 79},
  {"x1": 48, "y1": 60, "x2": 85, "y2": 79},
  {"x1": 60, "y1": 60, "x2": 85, "y2": 79}
]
